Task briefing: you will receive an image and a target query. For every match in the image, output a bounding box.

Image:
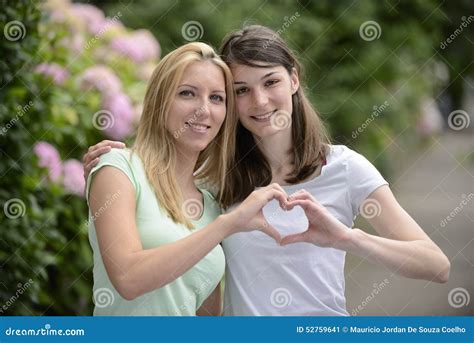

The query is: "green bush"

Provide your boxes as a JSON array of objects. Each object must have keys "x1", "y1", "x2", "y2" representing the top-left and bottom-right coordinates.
[{"x1": 0, "y1": 0, "x2": 159, "y2": 315}]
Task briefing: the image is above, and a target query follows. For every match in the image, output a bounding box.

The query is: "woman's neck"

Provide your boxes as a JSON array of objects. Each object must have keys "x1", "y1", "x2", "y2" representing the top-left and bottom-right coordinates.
[
  {"x1": 255, "y1": 128, "x2": 293, "y2": 176},
  {"x1": 174, "y1": 147, "x2": 200, "y2": 194}
]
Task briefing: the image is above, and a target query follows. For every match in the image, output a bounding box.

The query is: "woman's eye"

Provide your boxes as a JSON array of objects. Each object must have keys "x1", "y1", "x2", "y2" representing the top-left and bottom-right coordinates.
[
  {"x1": 210, "y1": 94, "x2": 224, "y2": 102},
  {"x1": 179, "y1": 90, "x2": 194, "y2": 97},
  {"x1": 236, "y1": 87, "x2": 248, "y2": 95},
  {"x1": 265, "y1": 79, "x2": 279, "y2": 87}
]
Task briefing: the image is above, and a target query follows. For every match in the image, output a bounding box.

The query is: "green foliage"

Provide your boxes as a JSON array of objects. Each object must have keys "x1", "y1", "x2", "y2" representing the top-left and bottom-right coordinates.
[
  {"x1": 0, "y1": 0, "x2": 157, "y2": 315},
  {"x1": 0, "y1": 0, "x2": 93, "y2": 315},
  {"x1": 103, "y1": 0, "x2": 450, "y2": 175}
]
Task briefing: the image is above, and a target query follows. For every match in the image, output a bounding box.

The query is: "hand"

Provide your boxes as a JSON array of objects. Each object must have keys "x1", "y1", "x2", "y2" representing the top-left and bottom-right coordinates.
[
  {"x1": 225, "y1": 183, "x2": 289, "y2": 243},
  {"x1": 280, "y1": 190, "x2": 351, "y2": 249},
  {"x1": 83, "y1": 140, "x2": 126, "y2": 181}
]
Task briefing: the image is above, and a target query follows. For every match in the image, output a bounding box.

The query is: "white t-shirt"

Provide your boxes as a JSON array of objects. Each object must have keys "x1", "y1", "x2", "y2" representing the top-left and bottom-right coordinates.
[{"x1": 222, "y1": 145, "x2": 388, "y2": 316}]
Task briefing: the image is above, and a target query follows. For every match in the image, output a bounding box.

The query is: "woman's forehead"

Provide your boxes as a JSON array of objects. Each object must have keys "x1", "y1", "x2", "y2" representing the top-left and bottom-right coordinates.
[
  {"x1": 180, "y1": 61, "x2": 226, "y2": 87},
  {"x1": 230, "y1": 63, "x2": 286, "y2": 81}
]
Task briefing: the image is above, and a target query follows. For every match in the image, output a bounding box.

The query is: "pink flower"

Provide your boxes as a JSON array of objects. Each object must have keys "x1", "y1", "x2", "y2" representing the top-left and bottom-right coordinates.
[
  {"x1": 95, "y1": 17, "x2": 124, "y2": 35},
  {"x1": 34, "y1": 63, "x2": 69, "y2": 85},
  {"x1": 78, "y1": 65, "x2": 122, "y2": 97},
  {"x1": 60, "y1": 34, "x2": 85, "y2": 54},
  {"x1": 70, "y1": 3, "x2": 106, "y2": 35},
  {"x1": 62, "y1": 159, "x2": 85, "y2": 196},
  {"x1": 33, "y1": 141, "x2": 62, "y2": 182},
  {"x1": 102, "y1": 92, "x2": 134, "y2": 140},
  {"x1": 110, "y1": 30, "x2": 160, "y2": 63}
]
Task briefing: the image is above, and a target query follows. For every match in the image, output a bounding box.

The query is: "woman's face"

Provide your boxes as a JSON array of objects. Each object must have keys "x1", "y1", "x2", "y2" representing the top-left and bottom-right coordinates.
[
  {"x1": 167, "y1": 60, "x2": 227, "y2": 153},
  {"x1": 231, "y1": 63, "x2": 299, "y2": 138}
]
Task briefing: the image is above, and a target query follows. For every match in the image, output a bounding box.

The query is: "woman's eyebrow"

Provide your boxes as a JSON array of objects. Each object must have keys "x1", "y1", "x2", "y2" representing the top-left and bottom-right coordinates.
[
  {"x1": 178, "y1": 84, "x2": 198, "y2": 89},
  {"x1": 234, "y1": 71, "x2": 279, "y2": 84},
  {"x1": 178, "y1": 84, "x2": 225, "y2": 93}
]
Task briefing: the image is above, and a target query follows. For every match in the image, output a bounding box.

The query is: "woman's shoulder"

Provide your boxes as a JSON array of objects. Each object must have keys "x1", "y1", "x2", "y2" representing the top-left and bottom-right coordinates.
[
  {"x1": 100, "y1": 147, "x2": 132, "y2": 162},
  {"x1": 98, "y1": 148, "x2": 143, "y2": 171},
  {"x1": 90, "y1": 148, "x2": 144, "y2": 187},
  {"x1": 326, "y1": 144, "x2": 361, "y2": 164}
]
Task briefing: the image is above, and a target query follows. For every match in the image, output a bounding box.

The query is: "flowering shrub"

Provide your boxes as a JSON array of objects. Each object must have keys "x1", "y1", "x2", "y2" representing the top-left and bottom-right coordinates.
[{"x1": 0, "y1": 0, "x2": 159, "y2": 315}]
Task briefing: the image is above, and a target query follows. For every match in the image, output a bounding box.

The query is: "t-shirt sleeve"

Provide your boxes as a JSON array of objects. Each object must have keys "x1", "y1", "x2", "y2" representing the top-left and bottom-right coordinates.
[
  {"x1": 86, "y1": 148, "x2": 138, "y2": 206},
  {"x1": 347, "y1": 149, "x2": 389, "y2": 218}
]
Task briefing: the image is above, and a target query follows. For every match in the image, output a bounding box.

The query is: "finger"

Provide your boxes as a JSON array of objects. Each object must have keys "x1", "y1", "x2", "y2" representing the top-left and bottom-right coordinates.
[
  {"x1": 89, "y1": 140, "x2": 125, "y2": 153},
  {"x1": 83, "y1": 158, "x2": 99, "y2": 180},
  {"x1": 269, "y1": 183, "x2": 290, "y2": 209},
  {"x1": 285, "y1": 199, "x2": 313, "y2": 211},
  {"x1": 280, "y1": 232, "x2": 308, "y2": 246},
  {"x1": 267, "y1": 189, "x2": 289, "y2": 208},
  {"x1": 268, "y1": 182, "x2": 288, "y2": 195},
  {"x1": 86, "y1": 145, "x2": 112, "y2": 164},
  {"x1": 261, "y1": 221, "x2": 281, "y2": 243},
  {"x1": 96, "y1": 140, "x2": 126, "y2": 149},
  {"x1": 288, "y1": 190, "x2": 316, "y2": 202}
]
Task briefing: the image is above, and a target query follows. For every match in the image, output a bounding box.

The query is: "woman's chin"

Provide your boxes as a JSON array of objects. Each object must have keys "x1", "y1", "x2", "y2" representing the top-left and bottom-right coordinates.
[{"x1": 248, "y1": 125, "x2": 284, "y2": 140}]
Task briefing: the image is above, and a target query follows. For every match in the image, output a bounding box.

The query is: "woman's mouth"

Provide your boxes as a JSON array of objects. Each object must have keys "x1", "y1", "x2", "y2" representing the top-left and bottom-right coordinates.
[
  {"x1": 251, "y1": 109, "x2": 277, "y2": 122},
  {"x1": 185, "y1": 122, "x2": 211, "y2": 133}
]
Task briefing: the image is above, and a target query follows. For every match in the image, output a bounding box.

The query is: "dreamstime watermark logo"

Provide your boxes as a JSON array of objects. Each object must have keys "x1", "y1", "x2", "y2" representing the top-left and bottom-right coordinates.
[
  {"x1": 182, "y1": 198, "x2": 203, "y2": 220},
  {"x1": 93, "y1": 287, "x2": 115, "y2": 308},
  {"x1": 92, "y1": 110, "x2": 115, "y2": 131},
  {"x1": 4, "y1": 323, "x2": 85, "y2": 336},
  {"x1": 448, "y1": 287, "x2": 470, "y2": 308},
  {"x1": 262, "y1": 12, "x2": 300, "y2": 49},
  {"x1": 359, "y1": 198, "x2": 382, "y2": 219},
  {"x1": 85, "y1": 11, "x2": 123, "y2": 50},
  {"x1": 0, "y1": 279, "x2": 34, "y2": 314},
  {"x1": 440, "y1": 16, "x2": 474, "y2": 50},
  {"x1": 174, "y1": 277, "x2": 212, "y2": 315},
  {"x1": 3, "y1": 198, "x2": 26, "y2": 219},
  {"x1": 270, "y1": 110, "x2": 292, "y2": 130},
  {"x1": 86, "y1": 190, "x2": 122, "y2": 227},
  {"x1": 351, "y1": 278, "x2": 390, "y2": 315},
  {"x1": 4, "y1": 20, "x2": 26, "y2": 41},
  {"x1": 270, "y1": 287, "x2": 292, "y2": 308},
  {"x1": 447, "y1": 110, "x2": 470, "y2": 131},
  {"x1": 181, "y1": 21, "x2": 203, "y2": 41},
  {"x1": 1, "y1": 101, "x2": 34, "y2": 136},
  {"x1": 440, "y1": 193, "x2": 474, "y2": 228},
  {"x1": 359, "y1": 21, "x2": 381, "y2": 41},
  {"x1": 352, "y1": 101, "x2": 389, "y2": 139}
]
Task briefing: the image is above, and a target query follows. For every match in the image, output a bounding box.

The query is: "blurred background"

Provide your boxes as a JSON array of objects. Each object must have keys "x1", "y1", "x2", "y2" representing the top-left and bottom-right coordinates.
[{"x1": 0, "y1": 0, "x2": 472, "y2": 316}]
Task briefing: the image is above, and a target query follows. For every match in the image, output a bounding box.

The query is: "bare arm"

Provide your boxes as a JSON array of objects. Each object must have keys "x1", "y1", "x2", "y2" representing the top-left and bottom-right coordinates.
[
  {"x1": 89, "y1": 167, "x2": 286, "y2": 300},
  {"x1": 347, "y1": 186, "x2": 450, "y2": 282},
  {"x1": 281, "y1": 186, "x2": 450, "y2": 283},
  {"x1": 196, "y1": 283, "x2": 222, "y2": 316}
]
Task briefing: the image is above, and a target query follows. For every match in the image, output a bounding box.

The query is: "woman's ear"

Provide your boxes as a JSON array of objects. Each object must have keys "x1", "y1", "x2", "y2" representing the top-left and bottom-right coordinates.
[{"x1": 290, "y1": 67, "x2": 300, "y2": 94}]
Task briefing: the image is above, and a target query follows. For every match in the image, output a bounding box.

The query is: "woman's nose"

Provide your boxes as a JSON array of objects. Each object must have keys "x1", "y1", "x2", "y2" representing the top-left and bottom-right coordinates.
[
  {"x1": 252, "y1": 88, "x2": 268, "y2": 108},
  {"x1": 196, "y1": 100, "x2": 210, "y2": 119}
]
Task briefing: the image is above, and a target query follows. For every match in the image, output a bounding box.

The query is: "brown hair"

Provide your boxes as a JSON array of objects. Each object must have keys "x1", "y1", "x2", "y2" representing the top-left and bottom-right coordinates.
[{"x1": 219, "y1": 25, "x2": 330, "y2": 208}]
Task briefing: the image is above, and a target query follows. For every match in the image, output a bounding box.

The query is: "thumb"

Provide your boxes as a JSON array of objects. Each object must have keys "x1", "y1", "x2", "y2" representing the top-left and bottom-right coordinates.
[
  {"x1": 280, "y1": 232, "x2": 308, "y2": 246},
  {"x1": 261, "y1": 221, "x2": 281, "y2": 244}
]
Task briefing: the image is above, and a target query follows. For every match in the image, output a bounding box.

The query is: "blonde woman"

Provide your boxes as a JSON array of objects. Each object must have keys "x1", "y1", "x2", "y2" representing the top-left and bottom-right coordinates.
[{"x1": 86, "y1": 42, "x2": 286, "y2": 316}]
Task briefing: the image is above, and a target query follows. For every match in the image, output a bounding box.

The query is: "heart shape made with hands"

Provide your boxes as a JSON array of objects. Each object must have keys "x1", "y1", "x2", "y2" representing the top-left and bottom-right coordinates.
[{"x1": 262, "y1": 199, "x2": 308, "y2": 237}]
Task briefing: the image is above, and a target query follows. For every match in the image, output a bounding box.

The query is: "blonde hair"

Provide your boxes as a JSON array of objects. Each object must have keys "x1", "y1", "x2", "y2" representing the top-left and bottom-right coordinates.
[{"x1": 134, "y1": 42, "x2": 237, "y2": 228}]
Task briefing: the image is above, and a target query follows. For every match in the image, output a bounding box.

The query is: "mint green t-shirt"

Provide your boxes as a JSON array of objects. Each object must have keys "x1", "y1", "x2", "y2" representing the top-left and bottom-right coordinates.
[{"x1": 86, "y1": 148, "x2": 225, "y2": 316}]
